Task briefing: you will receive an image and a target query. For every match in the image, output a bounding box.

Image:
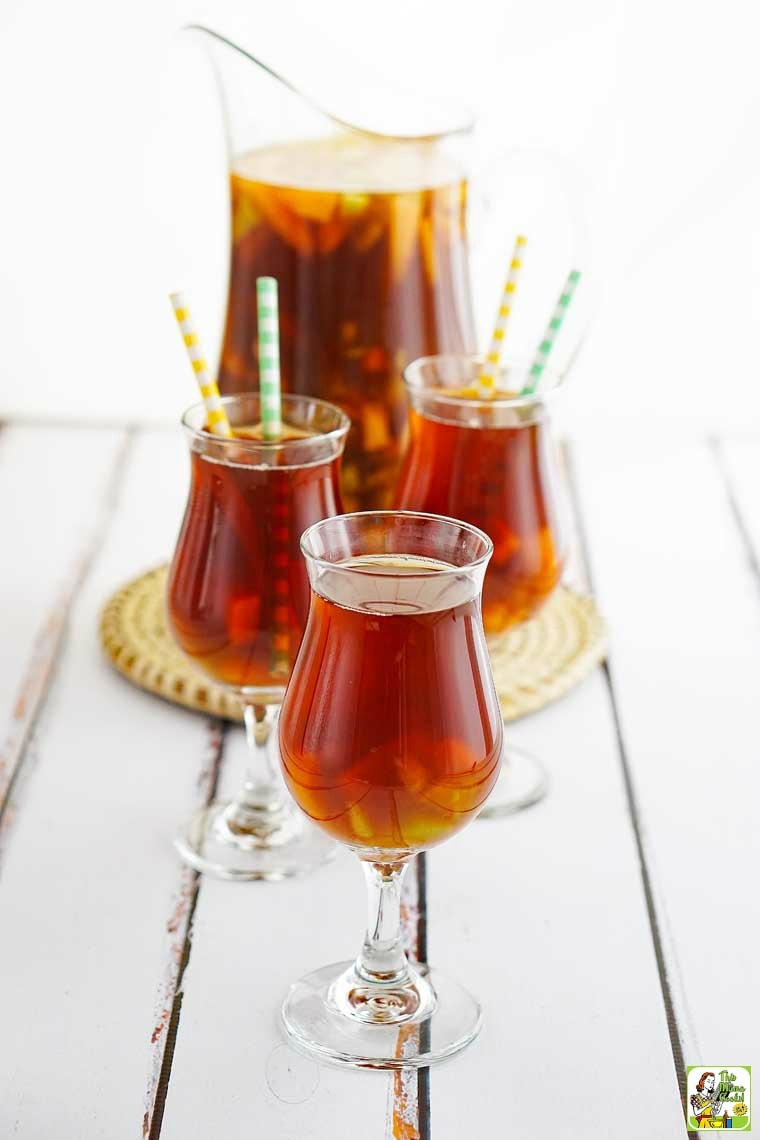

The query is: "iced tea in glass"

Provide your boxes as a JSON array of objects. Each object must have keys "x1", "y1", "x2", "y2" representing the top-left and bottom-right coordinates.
[
  {"x1": 395, "y1": 354, "x2": 566, "y2": 817},
  {"x1": 280, "y1": 556, "x2": 501, "y2": 856},
  {"x1": 167, "y1": 392, "x2": 349, "y2": 880},
  {"x1": 279, "y1": 512, "x2": 502, "y2": 1069},
  {"x1": 395, "y1": 354, "x2": 566, "y2": 636}
]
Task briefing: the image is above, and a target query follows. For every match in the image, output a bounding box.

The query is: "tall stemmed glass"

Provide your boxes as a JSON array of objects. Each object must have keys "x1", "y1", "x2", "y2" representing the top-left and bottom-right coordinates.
[
  {"x1": 279, "y1": 511, "x2": 502, "y2": 1067},
  {"x1": 167, "y1": 392, "x2": 349, "y2": 879},
  {"x1": 395, "y1": 353, "x2": 566, "y2": 816}
]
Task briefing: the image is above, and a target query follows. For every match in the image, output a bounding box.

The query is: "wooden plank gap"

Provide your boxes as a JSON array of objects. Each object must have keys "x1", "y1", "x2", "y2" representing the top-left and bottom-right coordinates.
[
  {"x1": 145, "y1": 719, "x2": 227, "y2": 1140},
  {"x1": 0, "y1": 427, "x2": 136, "y2": 833},
  {"x1": 563, "y1": 440, "x2": 696, "y2": 1138},
  {"x1": 709, "y1": 435, "x2": 760, "y2": 589},
  {"x1": 384, "y1": 853, "x2": 430, "y2": 1140},
  {"x1": 416, "y1": 854, "x2": 431, "y2": 1140},
  {"x1": 601, "y1": 662, "x2": 694, "y2": 1138}
]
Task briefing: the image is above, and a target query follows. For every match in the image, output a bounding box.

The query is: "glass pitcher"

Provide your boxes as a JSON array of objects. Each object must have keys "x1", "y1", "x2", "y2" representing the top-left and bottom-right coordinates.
[{"x1": 187, "y1": 26, "x2": 586, "y2": 511}]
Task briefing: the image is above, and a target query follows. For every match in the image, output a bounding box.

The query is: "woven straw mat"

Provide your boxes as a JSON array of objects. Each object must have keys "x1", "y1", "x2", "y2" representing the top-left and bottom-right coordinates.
[{"x1": 100, "y1": 564, "x2": 607, "y2": 723}]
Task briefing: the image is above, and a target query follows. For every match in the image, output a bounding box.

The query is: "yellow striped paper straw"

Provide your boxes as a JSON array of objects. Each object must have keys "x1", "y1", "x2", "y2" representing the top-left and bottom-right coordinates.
[
  {"x1": 169, "y1": 292, "x2": 232, "y2": 438},
  {"x1": 521, "y1": 270, "x2": 581, "y2": 396},
  {"x1": 478, "y1": 234, "x2": 527, "y2": 396}
]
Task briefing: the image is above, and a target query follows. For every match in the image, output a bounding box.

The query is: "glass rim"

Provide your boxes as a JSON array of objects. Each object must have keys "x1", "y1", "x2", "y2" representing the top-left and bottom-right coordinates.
[
  {"x1": 300, "y1": 510, "x2": 494, "y2": 575},
  {"x1": 403, "y1": 353, "x2": 565, "y2": 410},
  {"x1": 181, "y1": 392, "x2": 351, "y2": 456}
]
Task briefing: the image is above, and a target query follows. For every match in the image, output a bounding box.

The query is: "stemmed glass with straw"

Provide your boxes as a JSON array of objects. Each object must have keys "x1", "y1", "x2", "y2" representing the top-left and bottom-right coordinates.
[
  {"x1": 165, "y1": 282, "x2": 349, "y2": 879},
  {"x1": 396, "y1": 236, "x2": 582, "y2": 817}
]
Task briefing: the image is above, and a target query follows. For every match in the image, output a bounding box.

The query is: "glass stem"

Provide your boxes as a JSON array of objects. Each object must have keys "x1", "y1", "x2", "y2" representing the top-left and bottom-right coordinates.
[
  {"x1": 234, "y1": 703, "x2": 284, "y2": 820},
  {"x1": 356, "y1": 861, "x2": 410, "y2": 985}
]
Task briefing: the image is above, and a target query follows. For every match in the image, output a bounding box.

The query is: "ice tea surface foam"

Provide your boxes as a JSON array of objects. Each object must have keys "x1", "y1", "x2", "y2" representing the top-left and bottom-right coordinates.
[
  {"x1": 233, "y1": 136, "x2": 463, "y2": 194},
  {"x1": 312, "y1": 554, "x2": 477, "y2": 615}
]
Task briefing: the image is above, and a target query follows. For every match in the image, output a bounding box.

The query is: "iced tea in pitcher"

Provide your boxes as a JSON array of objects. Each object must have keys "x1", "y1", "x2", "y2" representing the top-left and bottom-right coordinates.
[{"x1": 219, "y1": 136, "x2": 476, "y2": 510}]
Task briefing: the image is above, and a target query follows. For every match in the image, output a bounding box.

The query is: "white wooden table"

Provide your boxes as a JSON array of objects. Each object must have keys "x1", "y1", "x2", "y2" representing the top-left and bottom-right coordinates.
[{"x1": 1, "y1": 420, "x2": 757, "y2": 1139}]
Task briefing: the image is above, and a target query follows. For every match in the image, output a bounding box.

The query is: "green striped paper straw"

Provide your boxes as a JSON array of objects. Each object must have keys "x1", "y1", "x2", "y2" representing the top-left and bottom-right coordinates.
[
  {"x1": 521, "y1": 269, "x2": 581, "y2": 396},
  {"x1": 256, "y1": 276, "x2": 282, "y2": 440}
]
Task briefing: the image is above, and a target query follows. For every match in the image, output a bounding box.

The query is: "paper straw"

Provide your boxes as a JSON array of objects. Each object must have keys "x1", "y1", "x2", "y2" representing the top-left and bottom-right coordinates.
[
  {"x1": 521, "y1": 270, "x2": 581, "y2": 396},
  {"x1": 169, "y1": 292, "x2": 232, "y2": 438},
  {"x1": 256, "y1": 277, "x2": 288, "y2": 674},
  {"x1": 256, "y1": 277, "x2": 282, "y2": 440},
  {"x1": 478, "y1": 235, "x2": 527, "y2": 396}
]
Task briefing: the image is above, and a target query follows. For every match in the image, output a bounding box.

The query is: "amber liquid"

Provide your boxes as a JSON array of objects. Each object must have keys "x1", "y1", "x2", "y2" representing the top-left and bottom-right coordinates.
[
  {"x1": 167, "y1": 426, "x2": 342, "y2": 690},
  {"x1": 279, "y1": 556, "x2": 502, "y2": 855},
  {"x1": 219, "y1": 137, "x2": 476, "y2": 511},
  {"x1": 395, "y1": 409, "x2": 564, "y2": 634}
]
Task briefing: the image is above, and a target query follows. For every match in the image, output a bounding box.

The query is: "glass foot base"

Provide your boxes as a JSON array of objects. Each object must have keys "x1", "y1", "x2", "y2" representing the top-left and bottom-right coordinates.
[
  {"x1": 282, "y1": 961, "x2": 482, "y2": 1070},
  {"x1": 478, "y1": 745, "x2": 548, "y2": 819},
  {"x1": 175, "y1": 801, "x2": 337, "y2": 881}
]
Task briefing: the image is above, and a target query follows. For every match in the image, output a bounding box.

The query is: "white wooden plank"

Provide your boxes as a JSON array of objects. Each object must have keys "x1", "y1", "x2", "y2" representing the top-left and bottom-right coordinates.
[
  {"x1": 160, "y1": 434, "x2": 686, "y2": 1138},
  {"x1": 573, "y1": 433, "x2": 760, "y2": 1069},
  {"x1": 0, "y1": 423, "x2": 396, "y2": 1138},
  {"x1": 0, "y1": 425, "x2": 124, "y2": 821},
  {"x1": 6, "y1": 421, "x2": 753, "y2": 1135},
  {"x1": 0, "y1": 427, "x2": 225, "y2": 1138},
  {"x1": 138, "y1": 429, "x2": 421, "y2": 1139},
  {"x1": 428, "y1": 671, "x2": 687, "y2": 1138},
  {"x1": 143, "y1": 720, "x2": 225, "y2": 1136},
  {"x1": 426, "y1": 438, "x2": 686, "y2": 1137},
  {"x1": 158, "y1": 726, "x2": 395, "y2": 1140},
  {"x1": 157, "y1": 429, "x2": 687, "y2": 1139}
]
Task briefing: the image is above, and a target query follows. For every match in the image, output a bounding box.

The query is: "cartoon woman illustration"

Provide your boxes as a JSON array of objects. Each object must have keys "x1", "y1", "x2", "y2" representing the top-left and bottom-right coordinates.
[{"x1": 690, "y1": 1072, "x2": 728, "y2": 1129}]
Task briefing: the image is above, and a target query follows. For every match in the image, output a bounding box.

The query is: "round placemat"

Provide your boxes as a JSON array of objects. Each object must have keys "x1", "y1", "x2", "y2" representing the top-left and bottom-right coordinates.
[{"x1": 100, "y1": 565, "x2": 607, "y2": 723}]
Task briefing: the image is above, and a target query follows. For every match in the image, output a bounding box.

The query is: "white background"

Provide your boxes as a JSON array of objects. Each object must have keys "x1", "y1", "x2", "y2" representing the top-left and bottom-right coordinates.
[{"x1": 0, "y1": 0, "x2": 758, "y2": 436}]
